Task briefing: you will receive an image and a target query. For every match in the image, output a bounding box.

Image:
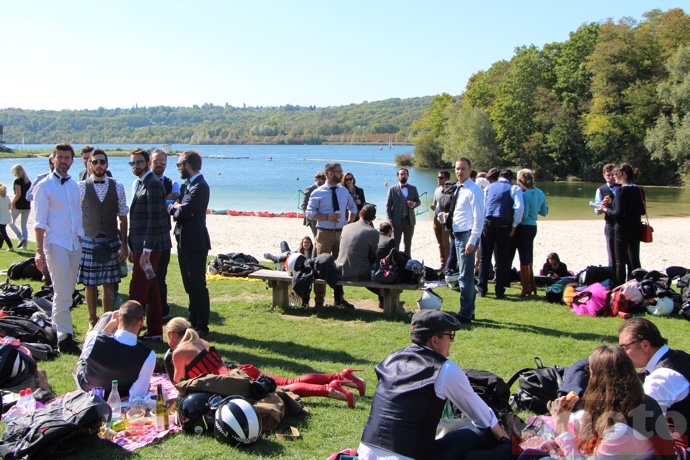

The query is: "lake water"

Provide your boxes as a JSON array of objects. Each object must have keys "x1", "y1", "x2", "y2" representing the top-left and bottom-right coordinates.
[{"x1": 2, "y1": 144, "x2": 689, "y2": 220}]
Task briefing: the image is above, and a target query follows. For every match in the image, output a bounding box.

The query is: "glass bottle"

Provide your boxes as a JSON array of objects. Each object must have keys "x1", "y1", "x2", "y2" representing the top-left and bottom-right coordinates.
[
  {"x1": 155, "y1": 384, "x2": 169, "y2": 431},
  {"x1": 107, "y1": 380, "x2": 121, "y2": 421}
]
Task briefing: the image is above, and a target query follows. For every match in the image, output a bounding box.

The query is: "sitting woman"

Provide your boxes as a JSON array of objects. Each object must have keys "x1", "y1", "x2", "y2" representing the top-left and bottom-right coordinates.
[
  {"x1": 264, "y1": 236, "x2": 314, "y2": 266},
  {"x1": 543, "y1": 345, "x2": 674, "y2": 459},
  {"x1": 164, "y1": 318, "x2": 363, "y2": 408},
  {"x1": 541, "y1": 252, "x2": 570, "y2": 278}
]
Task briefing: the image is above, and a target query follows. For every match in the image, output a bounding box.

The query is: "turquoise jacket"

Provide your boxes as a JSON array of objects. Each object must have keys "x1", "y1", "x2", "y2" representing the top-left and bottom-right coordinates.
[{"x1": 521, "y1": 187, "x2": 548, "y2": 226}]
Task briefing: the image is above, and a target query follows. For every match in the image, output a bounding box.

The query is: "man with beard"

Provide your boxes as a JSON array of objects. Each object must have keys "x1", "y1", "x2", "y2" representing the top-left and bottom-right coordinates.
[
  {"x1": 127, "y1": 148, "x2": 171, "y2": 341},
  {"x1": 77, "y1": 149, "x2": 129, "y2": 330},
  {"x1": 33, "y1": 144, "x2": 83, "y2": 355},
  {"x1": 306, "y1": 162, "x2": 357, "y2": 308},
  {"x1": 151, "y1": 149, "x2": 179, "y2": 322},
  {"x1": 169, "y1": 150, "x2": 211, "y2": 337},
  {"x1": 78, "y1": 145, "x2": 112, "y2": 181},
  {"x1": 386, "y1": 168, "x2": 420, "y2": 257}
]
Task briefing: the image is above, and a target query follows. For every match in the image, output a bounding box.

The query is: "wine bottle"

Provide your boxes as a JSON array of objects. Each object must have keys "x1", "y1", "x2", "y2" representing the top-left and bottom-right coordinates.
[{"x1": 155, "y1": 384, "x2": 169, "y2": 431}]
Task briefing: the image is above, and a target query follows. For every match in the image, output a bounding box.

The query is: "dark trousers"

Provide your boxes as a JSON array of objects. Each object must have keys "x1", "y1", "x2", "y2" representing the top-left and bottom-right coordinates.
[
  {"x1": 393, "y1": 216, "x2": 414, "y2": 257},
  {"x1": 445, "y1": 231, "x2": 457, "y2": 273},
  {"x1": 479, "y1": 218, "x2": 512, "y2": 294},
  {"x1": 605, "y1": 223, "x2": 615, "y2": 268},
  {"x1": 129, "y1": 251, "x2": 163, "y2": 336},
  {"x1": 435, "y1": 425, "x2": 509, "y2": 460},
  {"x1": 178, "y1": 247, "x2": 210, "y2": 333},
  {"x1": 0, "y1": 225, "x2": 12, "y2": 248},
  {"x1": 614, "y1": 227, "x2": 641, "y2": 285},
  {"x1": 157, "y1": 248, "x2": 171, "y2": 316},
  {"x1": 515, "y1": 224, "x2": 537, "y2": 265},
  {"x1": 433, "y1": 214, "x2": 449, "y2": 269}
]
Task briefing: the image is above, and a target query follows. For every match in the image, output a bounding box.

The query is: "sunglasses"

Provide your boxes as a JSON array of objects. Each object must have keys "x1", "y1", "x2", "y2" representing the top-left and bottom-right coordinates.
[
  {"x1": 90, "y1": 159, "x2": 107, "y2": 165},
  {"x1": 152, "y1": 160, "x2": 166, "y2": 166},
  {"x1": 437, "y1": 176, "x2": 445, "y2": 179},
  {"x1": 441, "y1": 331, "x2": 456, "y2": 340},
  {"x1": 345, "y1": 177, "x2": 354, "y2": 181},
  {"x1": 128, "y1": 160, "x2": 145, "y2": 167},
  {"x1": 176, "y1": 161, "x2": 187, "y2": 168}
]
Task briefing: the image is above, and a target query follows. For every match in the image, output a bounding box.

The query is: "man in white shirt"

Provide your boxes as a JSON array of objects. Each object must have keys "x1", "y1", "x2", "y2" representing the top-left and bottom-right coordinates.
[
  {"x1": 446, "y1": 158, "x2": 484, "y2": 324},
  {"x1": 74, "y1": 300, "x2": 155, "y2": 400},
  {"x1": 359, "y1": 310, "x2": 509, "y2": 459},
  {"x1": 618, "y1": 318, "x2": 690, "y2": 452},
  {"x1": 33, "y1": 143, "x2": 83, "y2": 355}
]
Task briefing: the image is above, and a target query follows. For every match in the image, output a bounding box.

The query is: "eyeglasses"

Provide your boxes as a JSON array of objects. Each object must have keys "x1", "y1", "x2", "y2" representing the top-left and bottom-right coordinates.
[
  {"x1": 437, "y1": 176, "x2": 445, "y2": 179},
  {"x1": 441, "y1": 332, "x2": 455, "y2": 340},
  {"x1": 619, "y1": 339, "x2": 640, "y2": 350},
  {"x1": 128, "y1": 160, "x2": 145, "y2": 167},
  {"x1": 152, "y1": 160, "x2": 166, "y2": 166},
  {"x1": 176, "y1": 161, "x2": 187, "y2": 168},
  {"x1": 90, "y1": 159, "x2": 107, "y2": 165}
]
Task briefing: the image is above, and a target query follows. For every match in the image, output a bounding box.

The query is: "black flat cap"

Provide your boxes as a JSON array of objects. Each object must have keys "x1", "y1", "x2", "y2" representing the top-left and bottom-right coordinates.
[{"x1": 410, "y1": 310, "x2": 461, "y2": 334}]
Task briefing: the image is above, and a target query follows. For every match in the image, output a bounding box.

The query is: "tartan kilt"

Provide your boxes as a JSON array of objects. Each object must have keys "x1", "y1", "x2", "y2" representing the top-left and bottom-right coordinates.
[{"x1": 78, "y1": 235, "x2": 122, "y2": 285}]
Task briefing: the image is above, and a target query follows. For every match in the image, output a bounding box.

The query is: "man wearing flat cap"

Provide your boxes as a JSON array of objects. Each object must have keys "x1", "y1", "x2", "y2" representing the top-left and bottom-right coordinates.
[{"x1": 359, "y1": 310, "x2": 509, "y2": 459}]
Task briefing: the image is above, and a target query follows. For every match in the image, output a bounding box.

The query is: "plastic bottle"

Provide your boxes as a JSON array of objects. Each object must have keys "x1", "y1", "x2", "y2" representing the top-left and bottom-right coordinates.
[
  {"x1": 24, "y1": 388, "x2": 36, "y2": 416},
  {"x1": 155, "y1": 384, "x2": 169, "y2": 431},
  {"x1": 15, "y1": 389, "x2": 28, "y2": 416},
  {"x1": 107, "y1": 380, "x2": 122, "y2": 421}
]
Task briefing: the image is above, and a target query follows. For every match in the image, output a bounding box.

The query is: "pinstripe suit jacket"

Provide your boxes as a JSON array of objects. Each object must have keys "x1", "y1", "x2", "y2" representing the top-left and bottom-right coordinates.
[{"x1": 128, "y1": 171, "x2": 172, "y2": 253}]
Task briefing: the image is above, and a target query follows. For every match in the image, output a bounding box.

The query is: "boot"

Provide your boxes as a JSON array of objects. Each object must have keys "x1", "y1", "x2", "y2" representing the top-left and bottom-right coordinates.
[
  {"x1": 282, "y1": 381, "x2": 355, "y2": 408},
  {"x1": 529, "y1": 264, "x2": 538, "y2": 296},
  {"x1": 518, "y1": 265, "x2": 532, "y2": 297}
]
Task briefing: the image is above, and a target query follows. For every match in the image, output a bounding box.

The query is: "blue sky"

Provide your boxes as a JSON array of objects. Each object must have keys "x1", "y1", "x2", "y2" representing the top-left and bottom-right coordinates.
[{"x1": 1, "y1": 1, "x2": 684, "y2": 110}]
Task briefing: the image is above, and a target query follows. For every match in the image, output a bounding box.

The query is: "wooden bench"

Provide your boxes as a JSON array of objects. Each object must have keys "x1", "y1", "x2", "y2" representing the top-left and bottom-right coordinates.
[{"x1": 248, "y1": 269, "x2": 421, "y2": 318}]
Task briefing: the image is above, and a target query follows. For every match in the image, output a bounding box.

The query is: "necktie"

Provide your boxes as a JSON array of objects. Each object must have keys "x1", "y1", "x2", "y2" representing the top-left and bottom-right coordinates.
[
  {"x1": 94, "y1": 180, "x2": 105, "y2": 184},
  {"x1": 401, "y1": 184, "x2": 408, "y2": 189},
  {"x1": 331, "y1": 186, "x2": 340, "y2": 212},
  {"x1": 136, "y1": 179, "x2": 143, "y2": 192}
]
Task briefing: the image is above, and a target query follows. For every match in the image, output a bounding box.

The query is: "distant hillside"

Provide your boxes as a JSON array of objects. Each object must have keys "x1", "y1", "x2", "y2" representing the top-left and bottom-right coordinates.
[{"x1": 0, "y1": 97, "x2": 433, "y2": 145}]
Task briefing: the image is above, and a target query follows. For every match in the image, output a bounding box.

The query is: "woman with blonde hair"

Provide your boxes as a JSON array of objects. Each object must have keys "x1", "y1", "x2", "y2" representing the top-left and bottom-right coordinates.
[
  {"x1": 163, "y1": 317, "x2": 365, "y2": 408},
  {"x1": 514, "y1": 169, "x2": 547, "y2": 296},
  {"x1": 0, "y1": 184, "x2": 15, "y2": 251},
  {"x1": 9, "y1": 164, "x2": 31, "y2": 249}
]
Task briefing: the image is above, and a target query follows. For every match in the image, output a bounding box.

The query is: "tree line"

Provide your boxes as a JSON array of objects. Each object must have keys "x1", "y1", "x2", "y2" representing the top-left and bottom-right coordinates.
[
  {"x1": 0, "y1": 97, "x2": 431, "y2": 146},
  {"x1": 411, "y1": 8, "x2": 690, "y2": 186}
]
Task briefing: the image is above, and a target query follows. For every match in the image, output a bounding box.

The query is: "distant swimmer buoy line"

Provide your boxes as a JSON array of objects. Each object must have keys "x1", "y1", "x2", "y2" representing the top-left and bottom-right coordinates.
[{"x1": 206, "y1": 210, "x2": 304, "y2": 218}]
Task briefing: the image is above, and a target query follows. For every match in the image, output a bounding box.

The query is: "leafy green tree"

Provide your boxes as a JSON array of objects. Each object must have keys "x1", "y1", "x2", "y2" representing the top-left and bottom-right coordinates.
[{"x1": 442, "y1": 102, "x2": 499, "y2": 171}]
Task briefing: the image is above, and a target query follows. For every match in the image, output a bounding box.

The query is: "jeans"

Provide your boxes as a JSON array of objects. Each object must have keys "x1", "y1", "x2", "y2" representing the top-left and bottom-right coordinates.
[{"x1": 454, "y1": 230, "x2": 477, "y2": 320}]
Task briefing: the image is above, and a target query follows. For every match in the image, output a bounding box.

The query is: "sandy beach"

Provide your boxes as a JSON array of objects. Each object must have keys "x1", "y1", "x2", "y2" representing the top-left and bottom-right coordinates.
[{"x1": 18, "y1": 213, "x2": 690, "y2": 275}]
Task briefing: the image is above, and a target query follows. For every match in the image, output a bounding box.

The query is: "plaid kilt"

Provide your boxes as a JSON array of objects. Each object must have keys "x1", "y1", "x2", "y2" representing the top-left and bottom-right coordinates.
[{"x1": 78, "y1": 235, "x2": 122, "y2": 285}]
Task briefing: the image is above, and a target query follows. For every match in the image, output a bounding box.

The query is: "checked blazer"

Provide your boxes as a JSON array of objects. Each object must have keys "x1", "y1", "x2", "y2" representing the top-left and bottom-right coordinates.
[{"x1": 128, "y1": 171, "x2": 172, "y2": 253}]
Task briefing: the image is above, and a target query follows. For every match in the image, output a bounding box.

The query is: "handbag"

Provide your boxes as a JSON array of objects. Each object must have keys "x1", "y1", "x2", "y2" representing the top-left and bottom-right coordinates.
[
  {"x1": 639, "y1": 187, "x2": 653, "y2": 243},
  {"x1": 374, "y1": 259, "x2": 398, "y2": 284}
]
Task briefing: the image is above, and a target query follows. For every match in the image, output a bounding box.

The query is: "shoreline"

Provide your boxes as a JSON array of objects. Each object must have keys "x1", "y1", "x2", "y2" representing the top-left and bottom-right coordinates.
[{"x1": 16, "y1": 213, "x2": 690, "y2": 276}]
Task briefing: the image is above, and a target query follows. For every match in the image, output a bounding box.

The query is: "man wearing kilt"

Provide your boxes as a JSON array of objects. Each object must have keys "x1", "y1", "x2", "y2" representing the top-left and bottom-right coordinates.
[{"x1": 78, "y1": 149, "x2": 129, "y2": 330}]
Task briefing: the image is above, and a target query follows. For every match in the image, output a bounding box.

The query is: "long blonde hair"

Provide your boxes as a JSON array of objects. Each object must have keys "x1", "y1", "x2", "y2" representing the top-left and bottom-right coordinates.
[
  {"x1": 10, "y1": 165, "x2": 30, "y2": 184},
  {"x1": 164, "y1": 317, "x2": 200, "y2": 345}
]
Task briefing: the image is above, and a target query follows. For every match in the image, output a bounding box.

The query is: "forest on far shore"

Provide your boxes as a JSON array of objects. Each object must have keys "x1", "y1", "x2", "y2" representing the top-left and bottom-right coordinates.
[{"x1": 410, "y1": 8, "x2": 690, "y2": 185}]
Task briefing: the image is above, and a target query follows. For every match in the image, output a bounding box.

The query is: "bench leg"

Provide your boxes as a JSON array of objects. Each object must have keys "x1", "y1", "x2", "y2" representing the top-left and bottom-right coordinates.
[
  {"x1": 382, "y1": 289, "x2": 404, "y2": 318},
  {"x1": 268, "y1": 280, "x2": 290, "y2": 308}
]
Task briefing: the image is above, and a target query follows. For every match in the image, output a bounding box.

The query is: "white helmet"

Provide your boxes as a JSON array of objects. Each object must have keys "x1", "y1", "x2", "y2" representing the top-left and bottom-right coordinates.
[
  {"x1": 214, "y1": 397, "x2": 262, "y2": 446},
  {"x1": 285, "y1": 253, "x2": 306, "y2": 276},
  {"x1": 417, "y1": 289, "x2": 442, "y2": 310},
  {"x1": 445, "y1": 272, "x2": 460, "y2": 291},
  {"x1": 646, "y1": 296, "x2": 674, "y2": 316}
]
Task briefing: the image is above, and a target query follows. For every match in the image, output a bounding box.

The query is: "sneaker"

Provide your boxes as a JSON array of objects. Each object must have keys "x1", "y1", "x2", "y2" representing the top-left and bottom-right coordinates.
[
  {"x1": 140, "y1": 333, "x2": 162, "y2": 342},
  {"x1": 58, "y1": 336, "x2": 82, "y2": 355},
  {"x1": 5, "y1": 247, "x2": 13, "y2": 252},
  {"x1": 264, "y1": 253, "x2": 279, "y2": 263},
  {"x1": 18, "y1": 238, "x2": 26, "y2": 249}
]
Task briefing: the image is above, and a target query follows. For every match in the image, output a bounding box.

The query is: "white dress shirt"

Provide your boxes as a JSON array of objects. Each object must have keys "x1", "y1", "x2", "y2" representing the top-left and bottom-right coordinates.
[
  {"x1": 33, "y1": 173, "x2": 83, "y2": 251},
  {"x1": 77, "y1": 329, "x2": 156, "y2": 400},
  {"x1": 643, "y1": 344, "x2": 690, "y2": 415},
  {"x1": 451, "y1": 179, "x2": 485, "y2": 246}
]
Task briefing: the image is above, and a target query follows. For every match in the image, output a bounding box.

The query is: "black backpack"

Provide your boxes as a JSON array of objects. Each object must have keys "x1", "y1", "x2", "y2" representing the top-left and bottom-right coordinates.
[
  {"x1": 461, "y1": 368, "x2": 512, "y2": 416},
  {"x1": 0, "y1": 342, "x2": 38, "y2": 388},
  {"x1": 0, "y1": 316, "x2": 57, "y2": 346},
  {"x1": 0, "y1": 285, "x2": 33, "y2": 309},
  {"x1": 0, "y1": 390, "x2": 111, "y2": 460},
  {"x1": 6, "y1": 258, "x2": 44, "y2": 282},
  {"x1": 507, "y1": 357, "x2": 564, "y2": 415}
]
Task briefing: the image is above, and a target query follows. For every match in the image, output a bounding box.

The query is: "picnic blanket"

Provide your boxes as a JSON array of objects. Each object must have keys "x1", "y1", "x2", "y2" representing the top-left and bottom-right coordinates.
[{"x1": 101, "y1": 373, "x2": 182, "y2": 451}]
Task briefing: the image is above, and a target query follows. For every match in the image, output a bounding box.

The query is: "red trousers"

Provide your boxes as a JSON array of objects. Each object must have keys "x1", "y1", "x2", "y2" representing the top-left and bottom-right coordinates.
[{"x1": 129, "y1": 251, "x2": 163, "y2": 335}]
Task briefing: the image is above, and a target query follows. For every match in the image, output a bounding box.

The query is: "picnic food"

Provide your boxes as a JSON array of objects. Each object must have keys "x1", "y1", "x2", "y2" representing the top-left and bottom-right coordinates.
[{"x1": 564, "y1": 391, "x2": 579, "y2": 409}]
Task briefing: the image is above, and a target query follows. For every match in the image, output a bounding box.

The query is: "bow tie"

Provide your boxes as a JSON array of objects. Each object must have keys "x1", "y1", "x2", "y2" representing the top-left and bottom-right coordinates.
[
  {"x1": 54, "y1": 173, "x2": 69, "y2": 185},
  {"x1": 94, "y1": 180, "x2": 105, "y2": 184},
  {"x1": 400, "y1": 184, "x2": 408, "y2": 189}
]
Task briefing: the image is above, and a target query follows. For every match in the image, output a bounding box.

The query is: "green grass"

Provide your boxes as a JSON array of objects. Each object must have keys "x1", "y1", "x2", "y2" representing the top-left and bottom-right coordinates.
[{"x1": 1, "y1": 245, "x2": 687, "y2": 459}]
